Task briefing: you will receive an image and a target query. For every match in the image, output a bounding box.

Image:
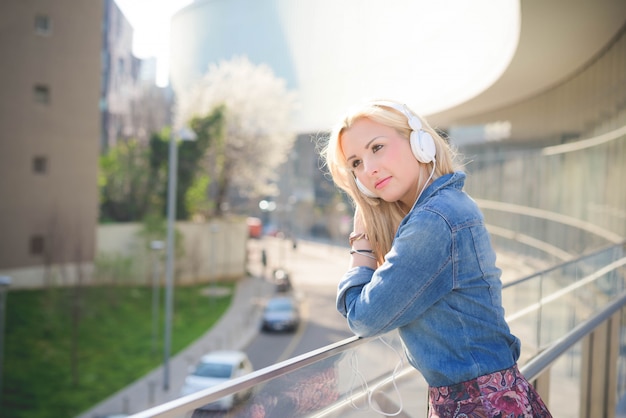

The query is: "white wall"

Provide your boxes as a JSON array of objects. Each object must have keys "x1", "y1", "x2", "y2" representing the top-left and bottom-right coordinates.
[{"x1": 1, "y1": 219, "x2": 248, "y2": 289}]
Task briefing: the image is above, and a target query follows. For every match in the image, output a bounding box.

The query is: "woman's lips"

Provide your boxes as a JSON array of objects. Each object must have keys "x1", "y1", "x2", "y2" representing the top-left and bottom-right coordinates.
[{"x1": 375, "y1": 177, "x2": 391, "y2": 190}]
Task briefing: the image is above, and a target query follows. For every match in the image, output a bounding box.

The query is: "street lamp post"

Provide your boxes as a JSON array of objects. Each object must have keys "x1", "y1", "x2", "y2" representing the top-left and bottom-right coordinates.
[
  {"x1": 163, "y1": 127, "x2": 196, "y2": 391},
  {"x1": 210, "y1": 223, "x2": 220, "y2": 298},
  {"x1": 150, "y1": 240, "x2": 164, "y2": 354},
  {"x1": 0, "y1": 276, "x2": 12, "y2": 408}
]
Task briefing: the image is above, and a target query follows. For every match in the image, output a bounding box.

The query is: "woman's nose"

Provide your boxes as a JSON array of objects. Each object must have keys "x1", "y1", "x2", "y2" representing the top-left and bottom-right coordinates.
[{"x1": 362, "y1": 159, "x2": 378, "y2": 176}]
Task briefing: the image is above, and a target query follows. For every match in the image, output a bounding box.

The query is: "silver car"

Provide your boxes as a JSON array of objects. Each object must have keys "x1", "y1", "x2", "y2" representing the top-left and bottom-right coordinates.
[{"x1": 179, "y1": 350, "x2": 253, "y2": 410}]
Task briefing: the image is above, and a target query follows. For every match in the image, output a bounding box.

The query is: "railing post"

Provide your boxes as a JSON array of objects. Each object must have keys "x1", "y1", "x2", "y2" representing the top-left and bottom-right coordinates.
[
  {"x1": 580, "y1": 311, "x2": 620, "y2": 418},
  {"x1": 537, "y1": 273, "x2": 544, "y2": 349},
  {"x1": 531, "y1": 369, "x2": 551, "y2": 407}
]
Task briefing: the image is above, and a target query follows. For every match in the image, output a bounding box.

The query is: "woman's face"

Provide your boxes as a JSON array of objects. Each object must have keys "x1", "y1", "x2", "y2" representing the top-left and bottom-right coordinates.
[{"x1": 341, "y1": 117, "x2": 422, "y2": 207}]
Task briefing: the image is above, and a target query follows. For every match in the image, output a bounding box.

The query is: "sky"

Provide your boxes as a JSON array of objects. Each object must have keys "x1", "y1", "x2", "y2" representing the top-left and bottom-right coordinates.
[
  {"x1": 113, "y1": 0, "x2": 520, "y2": 129},
  {"x1": 114, "y1": 0, "x2": 193, "y2": 86}
]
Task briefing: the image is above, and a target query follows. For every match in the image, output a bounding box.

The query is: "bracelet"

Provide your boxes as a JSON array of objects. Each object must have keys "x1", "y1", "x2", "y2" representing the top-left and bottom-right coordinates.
[
  {"x1": 348, "y1": 231, "x2": 368, "y2": 246},
  {"x1": 350, "y1": 248, "x2": 376, "y2": 260}
]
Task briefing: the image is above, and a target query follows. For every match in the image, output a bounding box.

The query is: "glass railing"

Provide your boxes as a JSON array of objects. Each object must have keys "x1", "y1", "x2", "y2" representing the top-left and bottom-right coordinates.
[
  {"x1": 129, "y1": 241, "x2": 626, "y2": 418},
  {"x1": 503, "y1": 241, "x2": 626, "y2": 363},
  {"x1": 519, "y1": 290, "x2": 626, "y2": 418}
]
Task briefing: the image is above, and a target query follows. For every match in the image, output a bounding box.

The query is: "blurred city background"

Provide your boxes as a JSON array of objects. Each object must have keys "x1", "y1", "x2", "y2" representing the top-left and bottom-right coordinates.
[{"x1": 1, "y1": 1, "x2": 625, "y2": 417}]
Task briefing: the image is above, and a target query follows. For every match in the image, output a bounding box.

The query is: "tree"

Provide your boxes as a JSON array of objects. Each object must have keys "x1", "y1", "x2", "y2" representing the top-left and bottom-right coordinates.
[
  {"x1": 98, "y1": 107, "x2": 223, "y2": 222},
  {"x1": 99, "y1": 139, "x2": 156, "y2": 222},
  {"x1": 177, "y1": 108, "x2": 225, "y2": 219},
  {"x1": 175, "y1": 55, "x2": 297, "y2": 217}
]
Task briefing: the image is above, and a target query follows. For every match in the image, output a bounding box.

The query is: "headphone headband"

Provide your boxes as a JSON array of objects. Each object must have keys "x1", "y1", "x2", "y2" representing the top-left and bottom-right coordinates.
[{"x1": 373, "y1": 101, "x2": 424, "y2": 130}]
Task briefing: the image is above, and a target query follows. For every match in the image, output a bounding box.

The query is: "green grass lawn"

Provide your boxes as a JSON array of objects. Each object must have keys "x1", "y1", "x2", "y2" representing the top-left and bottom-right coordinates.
[{"x1": 2, "y1": 282, "x2": 235, "y2": 418}]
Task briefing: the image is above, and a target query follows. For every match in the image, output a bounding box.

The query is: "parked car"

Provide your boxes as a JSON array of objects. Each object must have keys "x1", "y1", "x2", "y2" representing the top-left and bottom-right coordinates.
[
  {"x1": 247, "y1": 217, "x2": 263, "y2": 239},
  {"x1": 179, "y1": 350, "x2": 253, "y2": 410},
  {"x1": 272, "y1": 268, "x2": 292, "y2": 293},
  {"x1": 261, "y1": 296, "x2": 300, "y2": 333}
]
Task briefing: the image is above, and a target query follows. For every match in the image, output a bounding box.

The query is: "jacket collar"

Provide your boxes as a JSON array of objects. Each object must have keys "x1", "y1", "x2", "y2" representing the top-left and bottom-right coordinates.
[{"x1": 415, "y1": 170, "x2": 466, "y2": 207}]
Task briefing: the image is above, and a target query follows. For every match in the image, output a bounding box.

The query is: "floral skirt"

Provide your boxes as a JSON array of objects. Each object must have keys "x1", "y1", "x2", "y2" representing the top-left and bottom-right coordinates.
[{"x1": 428, "y1": 365, "x2": 552, "y2": 418}]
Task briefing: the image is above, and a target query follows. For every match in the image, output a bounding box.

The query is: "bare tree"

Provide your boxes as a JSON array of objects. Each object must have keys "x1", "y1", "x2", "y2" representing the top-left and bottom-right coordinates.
[
  {"x1": 175, "y1": 56, "x2": 297, "y2": 216},
  {"x1": 128, "y1": 84, "x2": 173, "y2": 145},
  {"x1": 41, "y1": 213, "x2": 88, "y2": 387},
  {"x1": 69, "y1": 225, "x2": 86, "y2": 387}
]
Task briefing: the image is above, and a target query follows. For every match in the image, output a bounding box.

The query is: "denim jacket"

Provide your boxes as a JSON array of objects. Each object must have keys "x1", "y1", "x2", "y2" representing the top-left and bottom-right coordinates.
[{"x1": 337, "y1": 171, "x2": 521, "y2": 387}]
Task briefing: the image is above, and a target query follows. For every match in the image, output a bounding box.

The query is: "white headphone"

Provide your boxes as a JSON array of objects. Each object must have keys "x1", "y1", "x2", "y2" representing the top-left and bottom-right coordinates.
[{"x1": 355, "y1": 102, "x2": 436, "y2": 198}]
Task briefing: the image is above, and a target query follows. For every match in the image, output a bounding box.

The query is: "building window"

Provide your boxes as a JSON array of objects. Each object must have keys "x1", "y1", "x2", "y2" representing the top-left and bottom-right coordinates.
[
  {"x1": 30, "y1": 235, "x2": 45, "y2": 256},
  {"x1": 33, "y1": 156, "x2": 47, "y2": 174},
  {"x1": 34, "y1": 84, "x2": 50, "y2": 104},
  {"x1": 34, "y1": 14, "x2": 51, "y2": 35},
  {"x1": 117, "y1": 57, "x2": 125, "y2": 74}
]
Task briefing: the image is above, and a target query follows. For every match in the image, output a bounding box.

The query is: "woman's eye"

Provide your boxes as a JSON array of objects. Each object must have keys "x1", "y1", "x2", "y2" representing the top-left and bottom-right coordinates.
[
  {"x1": 351, "y1": 159, "x2": 362, "y2": 169},
  {"x1": 372, "y1": 144, "x2": 383, "y2": 153}
]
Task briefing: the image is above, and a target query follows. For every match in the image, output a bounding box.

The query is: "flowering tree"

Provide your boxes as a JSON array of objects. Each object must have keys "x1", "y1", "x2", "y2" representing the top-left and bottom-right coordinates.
[{"x1": 176, "y1": 56, "x2": 297, "y2": 216}]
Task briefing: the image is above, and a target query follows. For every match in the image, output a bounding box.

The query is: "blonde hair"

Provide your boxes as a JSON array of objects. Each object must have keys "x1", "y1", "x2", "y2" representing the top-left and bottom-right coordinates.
[{"x1": 320, "y1": 99, "x2": 460, "y2": 263}]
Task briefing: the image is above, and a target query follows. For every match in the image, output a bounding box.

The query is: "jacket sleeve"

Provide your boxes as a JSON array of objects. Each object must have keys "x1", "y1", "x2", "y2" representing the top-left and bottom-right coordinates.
[{"x1": 336, "y1": 209, "x2": 454, "y2": 337}]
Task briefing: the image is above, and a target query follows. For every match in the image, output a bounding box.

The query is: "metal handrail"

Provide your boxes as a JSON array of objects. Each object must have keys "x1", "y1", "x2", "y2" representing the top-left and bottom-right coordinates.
[
  {"x1": 129, "y1": 336, "x2": 364, "y2": 418},
  {"x1": 475, "y1": 200, "x2": 624, "y2": 245},
  {"x1": 503, "y1": 240, "x2": 626, "y2": 289},
  {"x1": 504, "y1": 256, "x2": 626, "y2": 323}
]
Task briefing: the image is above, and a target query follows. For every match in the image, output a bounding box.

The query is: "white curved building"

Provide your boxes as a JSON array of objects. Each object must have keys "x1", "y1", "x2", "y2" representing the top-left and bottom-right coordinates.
[{"x1": 169, "y1": 0, "x2": 520, "y2": 133}]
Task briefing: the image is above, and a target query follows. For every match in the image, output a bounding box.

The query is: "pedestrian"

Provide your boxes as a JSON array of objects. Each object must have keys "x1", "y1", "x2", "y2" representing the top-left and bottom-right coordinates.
[
  {"x1": 261, "y1": 248, "x2": 268, "y2": 276},
  {"x1": 321, "y1": 99, "x2": 552, "y2": 417}
]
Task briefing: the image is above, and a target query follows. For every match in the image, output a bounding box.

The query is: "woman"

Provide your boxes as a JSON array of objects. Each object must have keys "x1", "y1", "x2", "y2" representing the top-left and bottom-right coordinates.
[{"x1": 321, "y1": 99, "x2": 552, "y2": 417}]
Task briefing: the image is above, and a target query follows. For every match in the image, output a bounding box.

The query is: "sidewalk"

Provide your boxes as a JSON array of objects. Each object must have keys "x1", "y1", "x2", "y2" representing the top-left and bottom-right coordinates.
[{"x1": 76, "y1": 273, "x2": 276, "y2": 418}]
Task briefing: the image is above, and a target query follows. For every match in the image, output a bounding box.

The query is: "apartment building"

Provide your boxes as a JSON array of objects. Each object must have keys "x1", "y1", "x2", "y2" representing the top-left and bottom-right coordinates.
[{"x1": 0, "y1": 0, "x2": 104, "y2": 287}]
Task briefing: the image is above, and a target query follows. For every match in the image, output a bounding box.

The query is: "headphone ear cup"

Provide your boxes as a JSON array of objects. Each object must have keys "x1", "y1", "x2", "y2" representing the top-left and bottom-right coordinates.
[
  {"x1": 355, "y1": 177, "x2": 377, "y2": 198},
  {"x1": 404, "y1": 112, "x2": 436, "y2": 163},
  {"x1": 410, "y1": 129, "x2": 436, "y2": 163}
]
